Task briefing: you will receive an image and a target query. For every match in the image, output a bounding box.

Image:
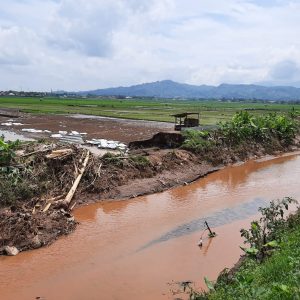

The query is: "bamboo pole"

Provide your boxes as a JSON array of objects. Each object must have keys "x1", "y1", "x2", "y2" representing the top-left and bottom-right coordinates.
[
  {"x1": 63, "y1": 151, "x2": 90, "y2": 206},
  {"x1": 43, "y1": 203, "x2": 52, "y2": 213}
]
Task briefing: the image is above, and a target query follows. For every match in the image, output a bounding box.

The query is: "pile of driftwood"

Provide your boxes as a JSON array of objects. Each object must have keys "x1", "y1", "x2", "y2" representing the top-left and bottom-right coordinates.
[
  {"x1": 0, "y1": 145, "x2": 95, "y2": 256},
  {"x1": 32, "y1": 148, "x2": 90, "y2": 214}
]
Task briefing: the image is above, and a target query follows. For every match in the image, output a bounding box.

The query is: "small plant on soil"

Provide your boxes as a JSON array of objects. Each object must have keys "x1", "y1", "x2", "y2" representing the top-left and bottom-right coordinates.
[
  {"x1": 181, "y1": 130, "x2": 215, "y2": 153},
  {"x1": 129, "y1": 155, "x2": 150, "y2": 168},
  {"x1": 101, "y1": 152, "x2": 125, "y2": 167}
]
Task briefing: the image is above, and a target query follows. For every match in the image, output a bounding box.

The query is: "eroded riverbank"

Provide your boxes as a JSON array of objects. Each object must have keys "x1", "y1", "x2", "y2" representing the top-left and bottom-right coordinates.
[{"x1": 1, "y1": 153, "x2": 300, "y2": 300}]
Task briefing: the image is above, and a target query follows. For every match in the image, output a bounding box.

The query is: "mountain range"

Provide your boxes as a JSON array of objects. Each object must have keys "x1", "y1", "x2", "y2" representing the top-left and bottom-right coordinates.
[{"x1": 78, "y1": 80, "x2": 300, "y2": 101}]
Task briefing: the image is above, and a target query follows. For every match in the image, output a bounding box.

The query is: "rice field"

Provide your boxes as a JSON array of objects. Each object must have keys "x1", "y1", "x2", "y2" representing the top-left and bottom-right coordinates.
[{"x1": 0, "y1": 96, "x2": 299, "y2": 125}]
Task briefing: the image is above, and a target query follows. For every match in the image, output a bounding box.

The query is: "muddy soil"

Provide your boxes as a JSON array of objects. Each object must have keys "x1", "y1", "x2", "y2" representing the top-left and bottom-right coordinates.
[
  {"x1": 0, "y1": 208, "x2": 76, "y2": 255},
  {"x1": 81, "y1": 149, "x2": 220, "y2": 203},
  {"x1": 0, "y1": 113, "x2": 173, "y2": 143}
]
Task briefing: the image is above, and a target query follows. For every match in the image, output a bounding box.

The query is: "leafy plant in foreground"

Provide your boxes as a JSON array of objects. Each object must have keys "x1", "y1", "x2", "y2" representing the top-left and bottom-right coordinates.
[
  {"x1": 0, "y1": 136, "x2": 20, "y2": 166},
  {"x1": 240, "y1": 197, "x2": 297, "y2": 260}
]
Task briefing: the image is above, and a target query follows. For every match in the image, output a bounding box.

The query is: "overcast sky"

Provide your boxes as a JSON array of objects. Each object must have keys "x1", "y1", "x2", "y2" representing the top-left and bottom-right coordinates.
[{"x1": 1, "y1": 0, "x2": 300, "y2": 91}]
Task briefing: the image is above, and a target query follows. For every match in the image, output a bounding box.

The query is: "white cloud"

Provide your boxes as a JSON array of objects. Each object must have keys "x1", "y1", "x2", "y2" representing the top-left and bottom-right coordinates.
[{"x1": 0, "y1": 0, "x2": 300, "y2": 90}]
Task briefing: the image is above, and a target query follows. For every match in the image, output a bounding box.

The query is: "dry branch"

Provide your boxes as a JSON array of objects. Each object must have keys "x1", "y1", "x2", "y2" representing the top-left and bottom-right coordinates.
[
  {"x1": 41, "y1": 194, "x2": 65, "y2": 204},
  {"x1": 69, "y1": 202, "x2": 77, "y2": 211},
  {"x1": 63, "y1": 151, "x2": 90, "y2": 206},
  {"x1": 21, "y1": 147, "x2": 52, "y2": 158},
  {"x1": 42, "y1": 203, "x2": 52, "y2": 213},
  {"x1": 46, "y1": 148, "x2": 73, "y2": 159}
]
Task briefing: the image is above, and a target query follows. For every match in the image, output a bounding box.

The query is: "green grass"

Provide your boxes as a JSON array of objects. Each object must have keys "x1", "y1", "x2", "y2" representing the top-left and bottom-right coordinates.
[
  {"x1": 202, "y1": 222, "x2": 300, "y2": 300},
  {"x1": 1, "y1": 97, "x2": 300, "y2": 125}
]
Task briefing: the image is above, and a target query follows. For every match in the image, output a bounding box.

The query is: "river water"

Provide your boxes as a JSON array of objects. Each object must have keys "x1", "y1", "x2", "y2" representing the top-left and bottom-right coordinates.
[{"x1": 1, "y1": 153, "x2": 300, "y2": 300}]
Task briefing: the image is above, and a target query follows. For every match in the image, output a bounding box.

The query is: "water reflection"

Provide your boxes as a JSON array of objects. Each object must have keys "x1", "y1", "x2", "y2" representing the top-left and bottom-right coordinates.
[{"x1": 167, "y1": 153, "x2": 297, "y2": 202}]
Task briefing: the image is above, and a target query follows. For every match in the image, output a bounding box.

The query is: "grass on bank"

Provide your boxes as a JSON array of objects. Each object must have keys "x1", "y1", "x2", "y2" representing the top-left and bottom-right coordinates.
[
  {"x1": 0, "y1": 96, "x2": 300, "y2": 125},
  {"x1": 186, "y1": 196, "x2": 300, "y2": 300},
  {"x1": 194, "y1": 217, "x2": 300, "y2": 300}
]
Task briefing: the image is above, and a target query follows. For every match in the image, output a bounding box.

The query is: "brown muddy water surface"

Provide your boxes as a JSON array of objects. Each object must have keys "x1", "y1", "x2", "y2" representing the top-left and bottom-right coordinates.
[{"x1": 1, "y1": 153, "x2": 300, "y2": 300}]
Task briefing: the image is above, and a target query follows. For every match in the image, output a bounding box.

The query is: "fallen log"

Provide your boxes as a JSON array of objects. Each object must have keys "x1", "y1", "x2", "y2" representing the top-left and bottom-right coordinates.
[{"x1": 64, "y1": 151, "x2": 90, "y2": 206}]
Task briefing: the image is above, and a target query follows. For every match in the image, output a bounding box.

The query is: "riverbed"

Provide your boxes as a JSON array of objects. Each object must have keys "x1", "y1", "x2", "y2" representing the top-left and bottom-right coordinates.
[{"x1": 1, "y1": 153, "x2": 300, "y2": 300}]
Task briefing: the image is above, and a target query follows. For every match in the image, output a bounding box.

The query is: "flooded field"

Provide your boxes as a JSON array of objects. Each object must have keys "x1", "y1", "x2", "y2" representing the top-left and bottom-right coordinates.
[
  {"x1": 0, "y1": 129, "x2": 34, "y2": 142},
  {"x1": 1, "y1": 153, "x2": 300, "y2": 300},
  {"x1": 0, "y1": 114, "x2": 173, "y2": 143}
]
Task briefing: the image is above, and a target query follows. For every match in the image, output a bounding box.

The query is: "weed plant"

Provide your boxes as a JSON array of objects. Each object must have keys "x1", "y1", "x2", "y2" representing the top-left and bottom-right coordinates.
[{"x1": 0, "y1": 136, "x2": 20, "y2": 166}]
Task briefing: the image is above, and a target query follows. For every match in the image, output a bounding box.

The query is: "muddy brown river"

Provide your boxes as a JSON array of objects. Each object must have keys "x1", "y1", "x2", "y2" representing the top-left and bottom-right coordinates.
[{"x1": 1, "y1": 153, "x2": 300, "y2": 300}]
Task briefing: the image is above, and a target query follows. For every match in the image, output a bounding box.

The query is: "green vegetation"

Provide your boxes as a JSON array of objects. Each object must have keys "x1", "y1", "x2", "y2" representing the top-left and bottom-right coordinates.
[
  {"x1": 102, "y1": 152, "x2": 126, "y2": 167},
  {"x1": 0, "y1": 140, "x2": 84, "y2": 207},
  {"x1": 239, "y1": 197, "x2": 296, "y2": 260},
  {"x1": 181, "y1": 112, "x2": 299, "y2": 154},
  {"x1": 187, "y1": 198, "x2": 300, "y2": 300},
  {"x1": 0, "y1": 96, "x2": 300, "y2": 125},
  {"x1": 129, "y1": 155, "x2": 151, "y2": 168},
  {"x1": 219, "y1": 111, "x2": 298, "y2": 145},
  {"x1": 181, "y1": 130, "x2": 215, "y2": 153},
  {"x1": 0, "y1": 138, "x2": 34, "y2": 206},
  {"x1": 102, "y1": 152, "x2": 150, "y2": 169},
  {"x1": 0, "y1": 136, "x2": 19, "y2": 166}
]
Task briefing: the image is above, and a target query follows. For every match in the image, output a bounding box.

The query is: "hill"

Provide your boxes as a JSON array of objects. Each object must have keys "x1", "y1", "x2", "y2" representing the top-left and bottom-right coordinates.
[{"x1": 78, "y1": 80, "x2": 300, "y2": 101}]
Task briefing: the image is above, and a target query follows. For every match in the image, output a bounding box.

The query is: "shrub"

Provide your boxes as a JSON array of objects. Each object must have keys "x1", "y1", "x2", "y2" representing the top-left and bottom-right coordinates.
[
  {"x1": 240, "y1": 197, "x2": 297, "y2": 260},
  {"x1": 219, "y1": 111, "x2": 299, "y2": 146},
  {"x1": 181, "y1": 130, "x2": 215, "y2": 153},
  {"x1": 0, "y1": 136, "x2": 20, "y2": 166}
]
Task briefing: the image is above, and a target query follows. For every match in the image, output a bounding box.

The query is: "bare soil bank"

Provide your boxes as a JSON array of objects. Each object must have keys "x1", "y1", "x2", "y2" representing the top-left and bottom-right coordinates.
[{"x1": 1, "y1": 133, "x2": 300, "y2": 255}]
